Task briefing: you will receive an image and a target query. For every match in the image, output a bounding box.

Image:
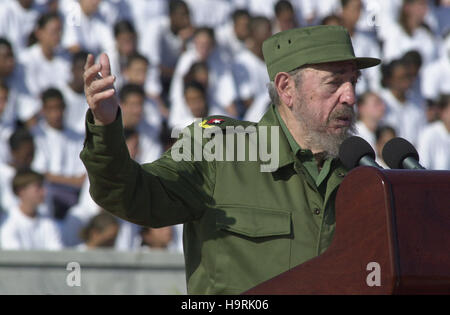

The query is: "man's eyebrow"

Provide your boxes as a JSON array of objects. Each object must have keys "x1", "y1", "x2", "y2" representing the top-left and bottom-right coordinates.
[{"x1": 323, "y1": 69, "x2": 361, "y2": 80}]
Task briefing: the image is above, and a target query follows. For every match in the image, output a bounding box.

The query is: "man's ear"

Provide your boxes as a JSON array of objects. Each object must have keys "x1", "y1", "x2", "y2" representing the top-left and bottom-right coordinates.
[{"x1": 274, "y1": 72, "x2": 294, "y2": 108}]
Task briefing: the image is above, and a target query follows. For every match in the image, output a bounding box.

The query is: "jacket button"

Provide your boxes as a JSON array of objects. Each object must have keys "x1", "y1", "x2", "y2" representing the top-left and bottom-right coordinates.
[{"x1": 314, "y1": 208, "x2": 321, "y2": 215}]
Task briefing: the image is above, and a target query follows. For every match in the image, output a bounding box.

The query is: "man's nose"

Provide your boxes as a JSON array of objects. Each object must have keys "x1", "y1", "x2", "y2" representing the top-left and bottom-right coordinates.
[{"x1": 340, "y1": 82, "x2": 356, "y2": 107}]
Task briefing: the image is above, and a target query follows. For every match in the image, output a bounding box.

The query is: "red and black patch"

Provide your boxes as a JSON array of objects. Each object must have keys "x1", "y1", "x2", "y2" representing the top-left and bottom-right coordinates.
[{"x1": 206, "y1": 118, "x2": 225, "y2": 125}]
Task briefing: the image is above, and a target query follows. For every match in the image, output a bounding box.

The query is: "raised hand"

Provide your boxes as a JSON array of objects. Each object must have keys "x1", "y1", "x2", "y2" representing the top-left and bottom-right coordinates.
[{"x1": 84, "y1": 53, "x2": 118, "y2": 126}]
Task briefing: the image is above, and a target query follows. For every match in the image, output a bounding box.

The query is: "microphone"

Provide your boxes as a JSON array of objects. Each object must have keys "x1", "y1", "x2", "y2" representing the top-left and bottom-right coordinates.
[
  {"x1": 382, "y1": 137, "x2": 426, "y2": 170},
  {"x1": 339, "y1": 136, "x2": 383, "y2": 170}
]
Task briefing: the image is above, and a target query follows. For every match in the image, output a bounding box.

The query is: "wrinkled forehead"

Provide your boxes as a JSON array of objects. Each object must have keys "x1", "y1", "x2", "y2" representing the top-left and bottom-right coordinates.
[{"x1": 305, "y1": 60, "x2": 359, "y2": 77}]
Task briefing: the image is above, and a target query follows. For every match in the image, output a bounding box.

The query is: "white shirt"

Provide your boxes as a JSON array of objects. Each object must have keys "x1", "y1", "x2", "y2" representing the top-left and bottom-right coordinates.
[
  {"x1": 124, "y1": 0, "x2": 168, "y2": 36},
  {"x1": 59, "y1": 84, "x2": 88, "y2": 136},
  {"x1": 351, "y1": 31, "x2": 382, "y2": 95},
  {"x1": 215, "y1": 22, "x2": 247, "y2": 57},
  {"x1": 31, "y1": 121, "x2": 85, "y2": 177},
  {"x1": 19, "y1": 44, "x2": 71, "y2": 109},
  {"x1": 381, "y1": 21, "x2": 438, "y2": 66},
  {"x1": 417, "y1": 121, "x2": 450, "y2": 170},
  {"x1": 61, "y1": 7, "x2": 116, "y2": 57},
  {"x1": 184, "y1": 0, "x2": 232, "y2": 28},
  {"x1": 0, "y1": 206, "x2": 63, "y2": 250},
  {"x1": 0, "y1": 162, "x2": 17, "y2": 212},
  {"x1": 139, "y1": 16, "x2": 185, "y2": 71},
  {"x1": 355, "y1": 120, "x2": 376, "y2": 153},
  {"x1": 169, "y1": 48, "x2": 236, "y2": 129},
  {"x1": 136, "y1": 120, "x2": 163, "y2": 164},
  {"x1": 421, "y1": 52, "x2": 450, "y2": 101},
  {"x1": 232, "y1": 48, "x2": 271, "y2": 122},
  {"x1": 0, "y1": 0, "x2": 39, "y2": 52},
  {"x1": 379, "y1": 88, "x2": 427, "y2": 146}
]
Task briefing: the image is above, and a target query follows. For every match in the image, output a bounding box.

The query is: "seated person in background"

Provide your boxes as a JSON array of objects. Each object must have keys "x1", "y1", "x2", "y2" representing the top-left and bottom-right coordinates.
[
  {"x1": 417, "y1": 94, "x2": 450, "y2": 170},
  {"x1": 78, "y1": 211, "x2": 119, "y2": 250},
  {"x1": 354, "y1": 91, "x2": 386, "y2": 151},
  {"x1": 0, "y1": 128, "x2": 35, "y2": 213},
  {"x1": 0, "y1": 168, "x2": 63, "y2": 250},
  {"x1": 379, "y1": 57, "x2": 427, "y2": 146},
  {"x1": 0, "y1": 81, "x2": 13, "y2": 165},
  {"x1": 375, "y1": 125, "x2": 397, "y2": 168},
  {"x1": 119, "y1": 84, "x2": 163, "y2": 164},
  {"x1": 215, "y1": 9, "x2": 251, "y2": 56},
  {"x1": 172, "y1": 80, "x2": 209, "y2": 131},
  {"x1": 121, "y1": 53, "x2": 165, "y2": 126},
  {"x1": 140, "y1": 226, "x2": 174, "y2": 251},
  {"x1": 273, "y1": 0, "x2": 299, "y2": 34},
  {"x1": 60, "y1": 50, "x2": 90, "y2": 136},
  {"x1": 31, "y1": 88, "x2": 86, "y2": 220}
]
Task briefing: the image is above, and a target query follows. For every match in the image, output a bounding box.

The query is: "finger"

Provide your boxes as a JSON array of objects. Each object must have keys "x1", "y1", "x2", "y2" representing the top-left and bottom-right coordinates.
[
  {"x1": 88, "y1": 76, "x2": 116, "y2": 95},
  {"x1": 84, "y1": 63, "x2": 102, "y2": 88},
  {"x1": 84, "y1": 54, "x2": 95, "y2": 71},
  {"x1": 91, "y1": 88, "x2": 116, "y2": 105},
  {"x1": 99, "y1": 53, "x2": 111, "y2": 78}
]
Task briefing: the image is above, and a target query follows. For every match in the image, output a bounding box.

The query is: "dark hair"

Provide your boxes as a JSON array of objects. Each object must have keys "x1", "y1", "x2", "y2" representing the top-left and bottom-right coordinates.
[
  {"x1": 80, "y1": 211, "x2": 118, "y2": 242},
  {"x1": 401, "y1": 50, "x2": 423, "y2": 69},
  {"x1": 119, "y1": 83, "x2": 145, "y2": 102},
  {"x1": 126, "y1": 53, "x2": 149, "y2": 68},
  {"x1": 41, "y1": 87, "x2": 65, "y2": 105},
  {"x1": 123, "y1": 127, "x2": 138, "y2": 140},
  {"x1": 232, "y1": 9, "x2": 250, "y2": 22},
  {"x1": 72, "y1": 50, "x2": 89, "y2": 66},
  {"x1": 36, "y1": 12, "x2": 61, "y2": 30},
  {"x1": 438, "y1": 94, "x2": 450, "y2": 110},
  {"x1": 12, "y1": 168, "x2": 44, "y2": 195},
  {"x1": 381, "y1": 59, "x2": 406, "y2": 87},
  {"x1": 375, "y1": 125, "x2": 396, "y2": 142},
  {"x1": 275, "y1": 0, "x2": 294, "y2": 16},
  {"x1": 249, "y1": 16, "x2": 271, "y2": 35},
  {"x1": 169, "y1": 0, "x2": 189, "y2": 15},
  {"x1": 9, "y1": 128, "x2": 34, "y2": 151},
  {"x1": 0, "y1": 37, "x2": 13, "y2": 50},
  {"x1": 184, "y1": 80, "x2": 206, "y2": 96},
  {"x1": 194, "y1": 27, "x2": 215, "y2": 43},
  {"x1": 0, "y1": 80, "x2": 9, "y2": 93},
  {"x1": 113, "y1": 20, "x2": 136, "y2": 38},
  {"x1": 321, "y1": 14, "x2": 342, "y2": 25}
]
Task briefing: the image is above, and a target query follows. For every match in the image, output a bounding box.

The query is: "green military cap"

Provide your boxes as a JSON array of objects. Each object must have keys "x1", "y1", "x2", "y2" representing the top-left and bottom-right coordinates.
[{"x1": 262, "y1": 25, "x2": 381, "y2": 81}]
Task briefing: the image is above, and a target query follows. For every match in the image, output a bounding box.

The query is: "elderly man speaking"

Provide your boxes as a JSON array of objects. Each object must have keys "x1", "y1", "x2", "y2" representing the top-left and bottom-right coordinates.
[{"x1": 80, "y1": 25, "x2": 380, "y2": 294}]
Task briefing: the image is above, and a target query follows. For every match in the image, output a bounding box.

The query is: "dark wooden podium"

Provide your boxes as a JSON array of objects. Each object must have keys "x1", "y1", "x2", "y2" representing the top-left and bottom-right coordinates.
[{"x1": 245, "y1": 167, "x2": 450, "y2": 294}]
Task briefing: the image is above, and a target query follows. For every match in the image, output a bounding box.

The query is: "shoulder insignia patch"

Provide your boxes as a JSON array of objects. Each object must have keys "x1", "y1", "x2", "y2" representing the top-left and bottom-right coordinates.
[{"x1": 199, "y1": 118, "x2": 225, "y2": 129}]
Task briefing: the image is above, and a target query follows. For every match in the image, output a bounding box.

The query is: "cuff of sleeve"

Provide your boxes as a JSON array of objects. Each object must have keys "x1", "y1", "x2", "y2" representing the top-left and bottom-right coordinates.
[{"x1": 83, "y1": 108, "x2": 126, "y2": 156}]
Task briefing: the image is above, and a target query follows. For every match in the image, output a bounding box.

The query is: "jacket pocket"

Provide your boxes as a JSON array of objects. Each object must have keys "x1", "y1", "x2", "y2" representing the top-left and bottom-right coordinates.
[
  {"x1": 213, "y1": 205, "x2": 292, "y2": 294},
  {"x1": 216, "y1": 204, "x2": 292, "y2": 238}
]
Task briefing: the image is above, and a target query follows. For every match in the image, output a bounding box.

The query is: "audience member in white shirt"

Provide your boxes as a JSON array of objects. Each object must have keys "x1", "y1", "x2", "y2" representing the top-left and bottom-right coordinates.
[
  {"x1": 338, "y1": 0, "x2": 382, "y2": 95},
  {"x1": 273, "y1": 0, "x2": 299, "y2": 34},
  {"x1": 118, "y1": 84, "x2": 163, "y2": 164},
  {"x1": 232, "y1": 16, "x2": 272, "y2": 122},
  {"x1": 374, "y1": 125, "x2": 397, "y2": 168},
  {"x1": 0, "y1": 128, "x2": 35, "y2": 213},
  {"x1": 124, "y1": 0, "x2": 168, "y2": 37},
  {"x1": 0, "y1": 0, "x2": 39, "y2": 52},
  {"x1": 417, "y1": 94, "x2": 450, "y2": 170},
  {"x1": 379, "y1": 58, "x2": 427, "y2": 146},
  {"x1": 77, "y1": 210, "x2": 119, "y2": 250},
  {"x1": 0, "y1": 83, "x2": 14, "y2": 165},
  {"x1": 215, "y1": 9, "x2": 250, "y2": 57},
  {"x1": 421, "y1": 34, "x2": 450, "y2": 102},
  {"x1": 139, "y1": 0, "x2": 194, "y2": 99},
  {"x1": 354, "y1": 91, "x2": 387, "y2": 153},
  {"x1": 61, "y1": 0, "x2": 115, "y2": 56},
  {"x1": 380, "y1": 0, "x2": 439, "y2": 66},
  {"x1": 169, "y1": 27, "x2": 237, "y2": 129},
  {"x1": 0, "y1": 37, "x2": 36, "y2": 129},
  {"x1": 119, "y1": 53, "x2": 166, "y2": 124},
  {"x1": 60, "y1": 50, "x2": 89, "y2": 136},
  {"x1": 0, "y1": 169, "x2": 63, "y2": 250},
  {"x1": 31, "y1": 88, "x2": 86, "y2": 219},
  {"x1": 19, "y1": 12, "x2": 71, "y2": 125}
]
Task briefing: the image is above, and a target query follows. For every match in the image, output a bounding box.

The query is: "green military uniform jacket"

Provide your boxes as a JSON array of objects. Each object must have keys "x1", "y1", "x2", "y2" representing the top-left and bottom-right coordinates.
[{"x1": 80, "y1": 104, "x2": 348, "y2": 294}]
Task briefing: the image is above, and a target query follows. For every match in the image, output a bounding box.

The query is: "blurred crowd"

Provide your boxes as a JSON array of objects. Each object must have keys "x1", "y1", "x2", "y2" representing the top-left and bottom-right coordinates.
[{"x1": 0, "y1": 0, "x2": 449, "y2": 252}]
